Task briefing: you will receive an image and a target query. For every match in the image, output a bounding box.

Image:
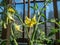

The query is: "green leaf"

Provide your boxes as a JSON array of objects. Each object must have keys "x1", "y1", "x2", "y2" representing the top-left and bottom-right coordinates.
[
  {"x1": 30, "y1": 6, "x2": 35, "y2": 9},
  {"x1": 57, "y1": 40, "x2": 60, "y2": 43},
  {"x1": 41, "y1": 13, "x2": 46, "y2": 19},
  {"x1": 58, "y1": 21, "x2": 60, "y2": 25},
  {"x1": 1, "y1": 40, "x2": 6, "y2": 45},
  {"x1": 47, "y1": 0, "x2": 52, "y2": 3},
  {"x1": 15, "y1": 14, "x2": 23, "y2": 24},
  {"x1": 48, "y1": 28, "x2": 59, "y2": 37},
  {"x1": 49, "y1": 19, "x2": 56, "y2": 22},
  {"x1": 43, "y1": 8, "x2": 46, "y2": 11},
  {"x1": 30, "y1": 3, "x2": 38, "y2": 10},
  {"x1": 35, "y1": 3, "x2": 38, "y2": 10},
  {"x1": 0, "y1": 20, "x2": 3, "y2": 26},
  {"x1": 10, "y1": 36, "x2": 14, "y2": 41}
]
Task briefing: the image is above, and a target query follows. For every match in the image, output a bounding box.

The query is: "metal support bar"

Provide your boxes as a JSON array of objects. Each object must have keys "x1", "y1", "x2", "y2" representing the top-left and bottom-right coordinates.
[
  {"x1": 6, "y1": 24, "x2": 11, "y2": 45},
  {"x1": 53, "y1": 0, "x2": 60, "y2": 45},
  {"x1": 34, "y1": 0, "x2": 36, "y2": 13},
  {"x1": 23, "y1": 0, "x2": 25, "y2": 38},
  {"x1": 28, "y1": 0, "x2": 30, "y2": 45},
  {"x1": 28, "y1": 0, "x2": 30, "y2": 17},
  {"x1": 44, "y1": 0, "x2": 47, "y2": 36},
  {"x1": 1, "y1": 0, "x2": 12, "y2": 45}
]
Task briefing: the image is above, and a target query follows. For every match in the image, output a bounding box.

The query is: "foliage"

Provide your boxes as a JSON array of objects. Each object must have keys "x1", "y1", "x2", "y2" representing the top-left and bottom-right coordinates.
[{"x1": 0, "y1": 0, "x2": 60, "y2": 45}]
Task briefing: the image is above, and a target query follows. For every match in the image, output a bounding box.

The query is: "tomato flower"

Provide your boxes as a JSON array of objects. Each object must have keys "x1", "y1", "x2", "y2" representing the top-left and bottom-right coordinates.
[
  {"x1": 25, "y1": 15, "x2": 36, "y2": 27},
  {"x1": 14, "y1": 24, "x2": 22, "y2": 32},
  {"x1": 8, "y1": 7, "x2": 15, "y2": 13}
]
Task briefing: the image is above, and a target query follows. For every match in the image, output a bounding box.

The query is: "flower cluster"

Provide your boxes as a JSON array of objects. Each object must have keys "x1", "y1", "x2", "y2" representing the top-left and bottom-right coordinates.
[{"x1": 25, "y1": 15, "x2": 37, "y2": 27}]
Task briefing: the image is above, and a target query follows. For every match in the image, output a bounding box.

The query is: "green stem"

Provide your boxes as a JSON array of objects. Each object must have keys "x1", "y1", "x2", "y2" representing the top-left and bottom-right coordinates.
[
  {"x1": 31, "y1": 15, "x2": 41, "y2": 40},
  {"x1": 14, "y1": 39, "x2": 18, "y2": 45},
  {"x1": 30, "y1": 41, "x2": 33, "y2": 45},
  {"x1": 26, "y1": 28, "x2": 30, "y2": 39},
  {"x1": 55, "y1": 22, "x2": 60, "y2": 27},
  {"x1": 11, "y1": 28, "x2": 18, "y2": 45},
  {"x1": 31, "y1": 1, "x2": 50, "y2": 42},
  {"x1": 15, "y1": 14, "x2": 23, "y2": 24}
]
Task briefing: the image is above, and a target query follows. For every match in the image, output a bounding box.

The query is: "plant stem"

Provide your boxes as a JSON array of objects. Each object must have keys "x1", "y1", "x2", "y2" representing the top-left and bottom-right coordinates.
[
  {"x1": 30, "y1": 41, "x2": 33, "y2": 45},
  {"x1": 11, "y1": 28, "x2": 18, "y2": 45},
  {"x1": 31, "y1": 0, "x2": 50, "y2": 41},
  {"x1": 31, "y1": 15, "x2": 41, "y2": 41},
  {"x1": 15, "y1": 14, "x2": 23, "y2": 24}
]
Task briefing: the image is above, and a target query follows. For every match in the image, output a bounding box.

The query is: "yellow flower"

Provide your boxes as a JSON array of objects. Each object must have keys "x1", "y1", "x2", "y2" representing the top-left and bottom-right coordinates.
[
  {"x1": 8, "y1": 7, "x2": 15, "y2": 13},
  {"x1": 14, "y1": 24, "x2": 22, "y2": 32},
  {"x1": 28, "y1": 22, "x2": 34, "y2": 27},
  {"x1": 25, "y1": 15, "x2": 36, "y2": 27}
]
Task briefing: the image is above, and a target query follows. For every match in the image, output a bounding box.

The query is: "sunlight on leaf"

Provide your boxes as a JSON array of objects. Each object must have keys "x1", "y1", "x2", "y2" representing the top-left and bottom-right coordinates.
[
  {"x1": 7, "y1": 12, "x2": 15, "y2": 21},
  {"x1": 49, "y1": 19, "x2": 56, "y2": 22}
]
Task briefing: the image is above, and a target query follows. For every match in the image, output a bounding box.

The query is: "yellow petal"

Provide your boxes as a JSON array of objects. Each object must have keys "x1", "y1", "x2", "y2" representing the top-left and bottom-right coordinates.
[
  {"x1": 15, "y1": 25, "x2": 20, "y2": 30},
  {"x1": 29, "y1": 23, "x2": 34, "y2": 27},
  {"x1": 25, "y1": 16, "x2": 31, "y2": 24},
  {"x1": 28, "y1": 21, "x2": 36, "y2": 27},
  {"x1": 8, "y1": 7, "x2": 15, "y2": 13},
  {"x1": 31, "y1": 15, "x2": 36, "y2": 24},
  {"x1": 25, "y1": 16, "x2": 36, "y2": 27},
  {"x1": 15, "y1": 24, "x2": 22, "y2": 32}
]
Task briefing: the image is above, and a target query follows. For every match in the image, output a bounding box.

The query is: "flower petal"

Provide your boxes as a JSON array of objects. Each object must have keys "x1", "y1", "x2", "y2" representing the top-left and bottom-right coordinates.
[
  {"x1": 14, "y1": 24, "x2": 22, "y2": 32},
  {"x1": 8, "y1": 7, "x2": 15, "y2": 13},
  {"x1": 25, "y1": 16, "x2": 31, "y2": 24},
  {"x1": 31, "y1": 15, "x2": 36, "y2": 24}
]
